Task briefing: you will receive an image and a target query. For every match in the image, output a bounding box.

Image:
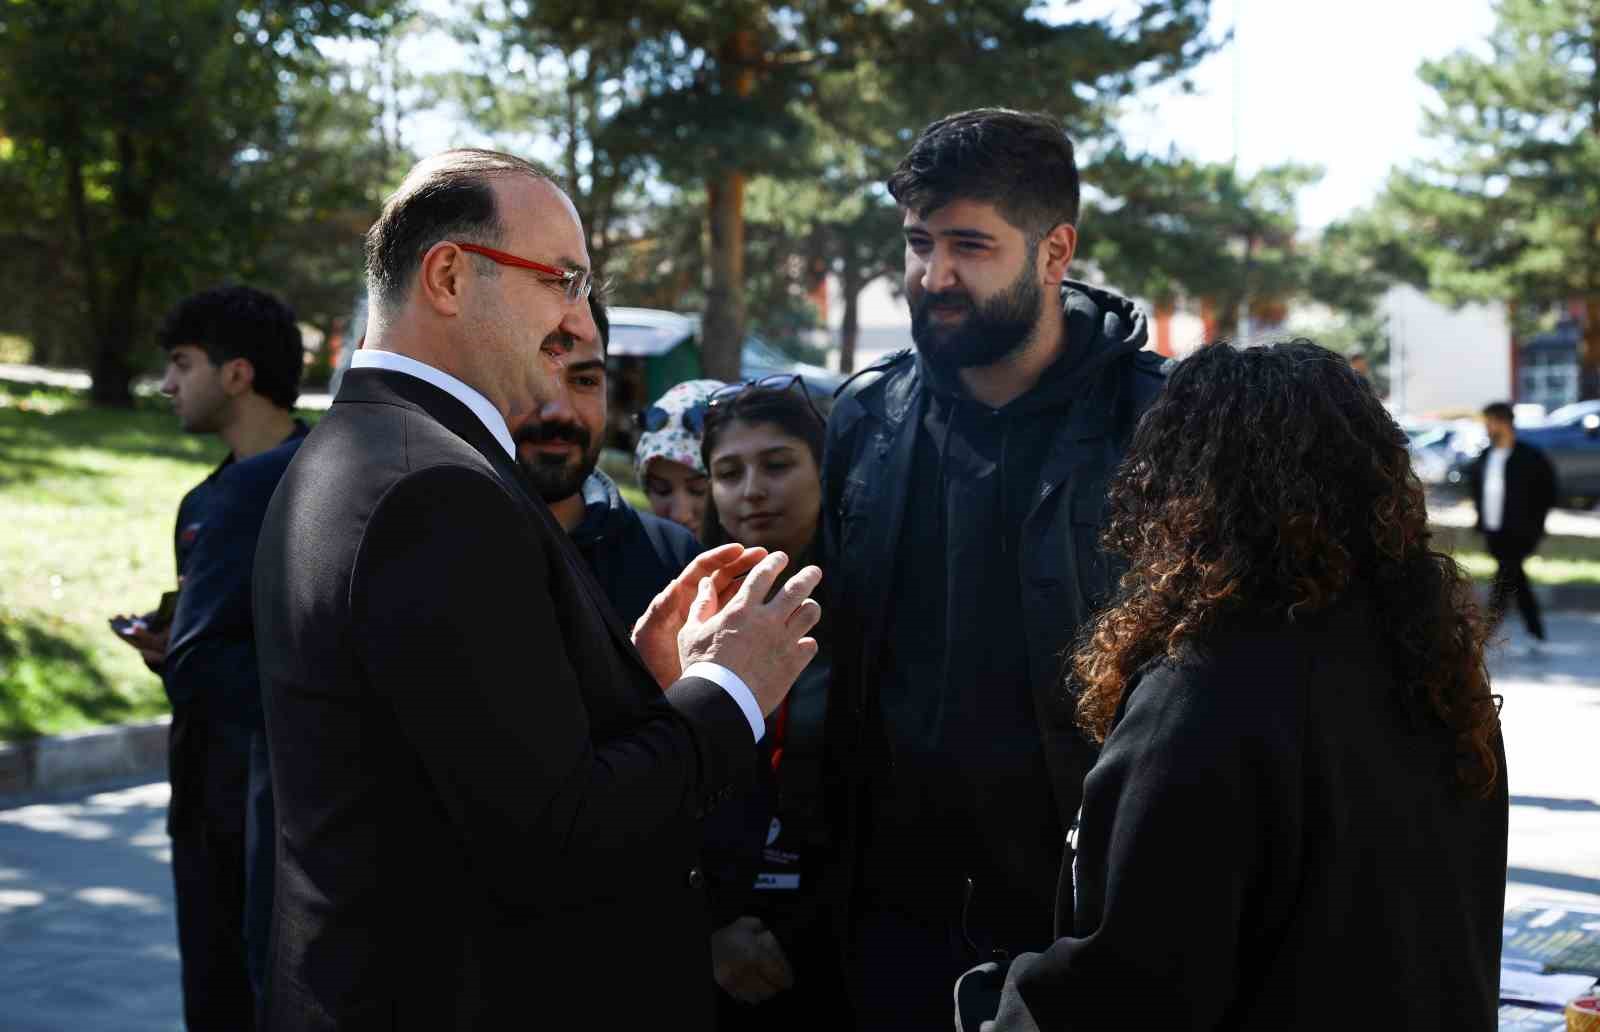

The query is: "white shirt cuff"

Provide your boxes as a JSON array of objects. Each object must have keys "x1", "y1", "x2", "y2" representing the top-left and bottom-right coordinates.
[{"x1": 682, "y1": 662, "x2": 765, "y2": 742}]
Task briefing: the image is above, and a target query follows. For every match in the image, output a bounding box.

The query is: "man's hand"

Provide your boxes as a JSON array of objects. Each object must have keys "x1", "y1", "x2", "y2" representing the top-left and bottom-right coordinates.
[
  {"x1": 109, "y1": 614, "x2": 169, "y2": 673},
  {"x1": 633, "y1": 544, "x2": 769, "y2": 690},
  {"x1": 711, "y1": 916, "x2": 795, "y2": 1006},
  {"x1": 678, "y1": 550, "x2": 821, "y2": 716}
]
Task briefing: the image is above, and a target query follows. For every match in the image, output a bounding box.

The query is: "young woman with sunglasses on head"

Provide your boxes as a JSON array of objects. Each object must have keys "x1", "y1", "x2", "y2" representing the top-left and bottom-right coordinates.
[
  {"x1": 632, "y1": 379, "x2": 724, "y2": 534},
  {"x1": 695, "y1": 378, "x2": 845, "y2": 1029}
]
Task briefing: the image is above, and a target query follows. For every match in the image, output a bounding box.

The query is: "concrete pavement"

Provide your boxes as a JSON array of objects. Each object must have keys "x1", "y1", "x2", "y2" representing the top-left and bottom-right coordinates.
[
  {"x1": 1, "y1": 615, "x2": 1598, "y2": 1030},
  {"x1": 0, "y1": 781, "x2": 179, "y2": 1031}
]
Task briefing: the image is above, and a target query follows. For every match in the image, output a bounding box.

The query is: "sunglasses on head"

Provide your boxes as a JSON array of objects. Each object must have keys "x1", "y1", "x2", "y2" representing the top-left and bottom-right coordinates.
[
  {"x1": 709, "y1": 374, "x2": 824, "y2": 424},
  {"x1": 635, "y1": 375, "x2": 821, "y2": 436},
  {"x1": 636, "y1": 403, "x2": 709, "y2": 436}
]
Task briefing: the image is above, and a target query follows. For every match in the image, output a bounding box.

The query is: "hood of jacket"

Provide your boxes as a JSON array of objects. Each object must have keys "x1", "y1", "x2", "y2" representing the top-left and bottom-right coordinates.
[{"x1": 569, "y1": 469, "x2": 630, "y2": 549}]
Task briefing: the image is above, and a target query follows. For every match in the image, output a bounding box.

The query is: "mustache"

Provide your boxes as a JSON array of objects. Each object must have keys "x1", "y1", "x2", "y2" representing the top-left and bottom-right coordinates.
[
  {"x1": 513, "y1": 421, "x2": 592, "y2": 450},
  {"x1": 913, "y1": 290, "x2": 975, "y2": 320}
]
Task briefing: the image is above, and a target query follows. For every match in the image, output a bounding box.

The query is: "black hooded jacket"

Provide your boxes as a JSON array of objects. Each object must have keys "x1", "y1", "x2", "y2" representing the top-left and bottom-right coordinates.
[
  {"x1": 568, "y1": 470, "x2": 699, "y2": 629},
  {"x1": 820, "y1": 281, "x2": 1167, "y2": 960}
]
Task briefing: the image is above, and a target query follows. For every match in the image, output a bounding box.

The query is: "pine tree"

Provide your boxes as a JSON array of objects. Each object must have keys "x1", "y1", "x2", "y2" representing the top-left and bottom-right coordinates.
[{"x1": 1383, "y1": 0, "x2": 1600, "y2": 398}]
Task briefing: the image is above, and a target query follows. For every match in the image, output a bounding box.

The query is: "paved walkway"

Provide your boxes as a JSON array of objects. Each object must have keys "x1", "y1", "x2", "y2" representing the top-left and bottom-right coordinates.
[
  {"x1": 1, "y1": 615, "x2": 1597, "y2": 1030},
  {"x1": 0, "y1": 362, "x2": 333, "y2": 411}
]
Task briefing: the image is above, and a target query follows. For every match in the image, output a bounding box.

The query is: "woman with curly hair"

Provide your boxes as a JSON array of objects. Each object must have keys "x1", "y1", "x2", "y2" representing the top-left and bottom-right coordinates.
[{"x1": 971, "y1": 339, "x2": 1508, "y2": 1031}]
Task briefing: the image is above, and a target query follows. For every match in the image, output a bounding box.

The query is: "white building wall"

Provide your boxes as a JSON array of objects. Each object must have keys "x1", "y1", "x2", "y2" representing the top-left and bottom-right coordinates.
[{"x1": 1381, "y1": 284, "x2": 1511, "y2": 416}]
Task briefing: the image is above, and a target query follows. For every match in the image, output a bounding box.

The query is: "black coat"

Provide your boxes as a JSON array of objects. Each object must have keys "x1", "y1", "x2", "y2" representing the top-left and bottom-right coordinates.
[
  {"x1": 819, "y1": 282, "x2": 1167, "y2": 946},
  {"x1": 1467, "y1": 439, "x2": 1558, "y2": 543},
  {"x1": 981, "y1": 602, "x2": 1508, "y2": 1031},
  {"x1": 252, "y1": 369, "x2": 756, "y2": 1031}
]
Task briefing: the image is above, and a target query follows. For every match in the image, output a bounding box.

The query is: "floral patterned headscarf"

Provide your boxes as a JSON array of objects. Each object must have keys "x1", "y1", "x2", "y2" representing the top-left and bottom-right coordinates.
[{"x1": 633, "y1": 379, "x2": 725, "y2": 482}]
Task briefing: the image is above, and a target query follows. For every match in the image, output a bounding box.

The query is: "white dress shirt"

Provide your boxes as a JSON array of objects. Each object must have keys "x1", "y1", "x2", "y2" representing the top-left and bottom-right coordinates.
[
  {"x1": 349, "y1": 348, "x2": 765, "y2": 740},
  {"x1": 1482, "y1": 446, "x2": 1510, "y2": 532},
  {"x1": 351, "y1": 349, "x2": 516, "y2": 459}
]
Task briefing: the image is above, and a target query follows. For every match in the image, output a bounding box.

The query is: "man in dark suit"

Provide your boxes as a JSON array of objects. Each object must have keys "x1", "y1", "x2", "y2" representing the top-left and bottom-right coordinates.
[
  {"x1": 1468, "y1": 401, "x2": 1559, "y2": 648},
  {"x1": 252, "y1": 148, "x2": 822, "y2": 1031}
]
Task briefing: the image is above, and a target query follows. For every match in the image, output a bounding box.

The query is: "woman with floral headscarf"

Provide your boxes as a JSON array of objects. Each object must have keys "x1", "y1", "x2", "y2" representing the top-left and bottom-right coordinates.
[{"x1": 633, "y1": 379, "x2": 725, "y2": 534}]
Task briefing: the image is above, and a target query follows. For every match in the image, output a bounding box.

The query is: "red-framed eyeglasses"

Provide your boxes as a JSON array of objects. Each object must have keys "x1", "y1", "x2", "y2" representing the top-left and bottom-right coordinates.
[{"x1": 450, "y1": 241, "x2": 592, "y2": 304}]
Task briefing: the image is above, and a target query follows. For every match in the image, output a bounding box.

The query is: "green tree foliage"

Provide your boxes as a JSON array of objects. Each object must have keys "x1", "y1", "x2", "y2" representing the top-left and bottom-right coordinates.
[
  {"x1": 1375, "y1": 0, "x2": 1600, "y2": 397},
  {"x1": 1084, "y1": 151, "x2": 1323, "y2": 336},
  {"x1": 0, "y1": 0, "x2": 403, "y2": 404},
  {"x1": 487, "y1": 0, "x2": 1217, "y2": 379}
]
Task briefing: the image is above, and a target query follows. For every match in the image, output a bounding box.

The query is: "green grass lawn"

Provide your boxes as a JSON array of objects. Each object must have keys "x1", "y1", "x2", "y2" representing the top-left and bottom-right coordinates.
[
  {"x1": 1452, "y1": 553, "x2": 1600, "y2": 586},
  {"x1": 0, "y1": 379, "x2": 232, "y2": 741},
  {"x1": 2, "y1": 371, "x2": 1598, "y2": 743}
]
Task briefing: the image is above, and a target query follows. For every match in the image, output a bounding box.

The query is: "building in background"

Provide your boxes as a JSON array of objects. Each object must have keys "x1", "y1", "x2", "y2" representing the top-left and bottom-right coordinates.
[
  {"x1": 1380, "y1": 285, "x2": 1511, "y2": 416},
  {"x1": 1519, "y1": 317, "x2": 1582, "y2": 413}
]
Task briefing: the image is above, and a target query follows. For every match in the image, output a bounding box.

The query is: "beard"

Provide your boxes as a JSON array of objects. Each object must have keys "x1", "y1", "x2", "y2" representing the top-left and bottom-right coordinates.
[
  {"x1": 910, "y1": 258, "x2": 1043, "y2": 372},
  {"x1": 514, "y1": 420, "x2": 601, "y2": 503}
]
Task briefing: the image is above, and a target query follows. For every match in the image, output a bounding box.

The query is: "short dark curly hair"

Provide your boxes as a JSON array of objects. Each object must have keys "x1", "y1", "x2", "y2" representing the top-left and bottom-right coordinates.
[
  {"x1": 157, "y1": 285, "x2": 302, "y2": 410},
  {"x1": 1073, "y1": 338, "x2": 1501, "y2": 795},
  {"x1": 886, "y1": 108, "x2": 1079, "y2": 239}
]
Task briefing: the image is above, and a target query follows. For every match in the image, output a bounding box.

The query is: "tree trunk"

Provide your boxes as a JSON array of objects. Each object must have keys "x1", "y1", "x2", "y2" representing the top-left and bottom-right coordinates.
[
  {"x1": 839, "y1": 260, "x2": 862, "y2": 374},
  {"x1": 92, "y1": 132, "x2": 151, "y2": 407},
  {"x1": 702, "y1": 171, "x2": 747, "y2": 381},
  {"x1": 64, "y1": 136, "x2": 137, "y2": 406},
  {"x1": 699, "y1": 27, "x2": 762, "y2": 383}
]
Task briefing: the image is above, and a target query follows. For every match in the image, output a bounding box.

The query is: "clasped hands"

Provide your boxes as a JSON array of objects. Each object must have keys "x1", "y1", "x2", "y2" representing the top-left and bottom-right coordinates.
[{"x1": 633, "y1": 544, "x2": 822, "y2": 716}]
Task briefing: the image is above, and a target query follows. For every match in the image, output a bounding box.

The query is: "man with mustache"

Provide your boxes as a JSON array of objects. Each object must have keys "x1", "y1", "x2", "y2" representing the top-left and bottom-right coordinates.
[
  {"x1": 513, "y1": 295, "x2": 698, "y2": 627},
  {"x1": 818, "y1": 108, "x2": 1168, "y2": 1027}
]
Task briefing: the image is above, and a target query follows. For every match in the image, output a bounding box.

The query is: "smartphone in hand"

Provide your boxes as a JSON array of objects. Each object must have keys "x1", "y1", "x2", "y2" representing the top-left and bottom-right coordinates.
[{"x1": 109, "y1": 615, "x2": 146, "y2": 637}]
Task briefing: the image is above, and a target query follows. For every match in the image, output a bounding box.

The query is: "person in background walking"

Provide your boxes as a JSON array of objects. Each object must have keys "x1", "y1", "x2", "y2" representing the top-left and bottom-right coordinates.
[
  {"x1": 634, "y1": 379, "x2": 724, "y2": 535},
  {"x1": 696, "y1": 378, "x2": 843, "y2": 1029},
  {"x1": 111, "y1": 285, "x2": 309, "y2": 1030},
  {"x1": 1468, "y1": 401, "x2": 1558, "y2": 651}
]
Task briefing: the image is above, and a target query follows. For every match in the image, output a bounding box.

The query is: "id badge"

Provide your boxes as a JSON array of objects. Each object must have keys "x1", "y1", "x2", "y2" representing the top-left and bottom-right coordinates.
[{"x1": 752, "y1": 816, "x2": 803, "y2": 892}]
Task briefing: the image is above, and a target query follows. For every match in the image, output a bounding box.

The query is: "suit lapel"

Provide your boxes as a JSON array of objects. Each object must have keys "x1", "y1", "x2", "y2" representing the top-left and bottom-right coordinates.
[{"x1": 341, "y1": 369, "x2": 661, "y2": 688}]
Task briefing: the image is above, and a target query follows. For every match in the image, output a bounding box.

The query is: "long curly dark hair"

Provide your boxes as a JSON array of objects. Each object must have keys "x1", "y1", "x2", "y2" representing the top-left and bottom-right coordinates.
[{"x1": 1073, "y1": 339, "x2": 1500, "y2": 794}]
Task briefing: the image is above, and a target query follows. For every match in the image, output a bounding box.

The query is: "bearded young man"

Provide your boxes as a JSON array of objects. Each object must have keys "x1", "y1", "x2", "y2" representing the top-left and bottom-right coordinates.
[
  {"x1": 512, "y1": 294, "x2": 698, "y2": 627},
  {"x1": 818, "y1": 108, "x2": 1167, "y2": 1027}
]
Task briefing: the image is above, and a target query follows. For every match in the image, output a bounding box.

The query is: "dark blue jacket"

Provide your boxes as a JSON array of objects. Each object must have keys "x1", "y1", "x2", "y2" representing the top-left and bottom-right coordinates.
[
  {"x1": 568, "y1": 470, "x2": 698, "y2": 628},
  {"x1": 165, "y1": 421, "x2": 307, "y2": 831}
]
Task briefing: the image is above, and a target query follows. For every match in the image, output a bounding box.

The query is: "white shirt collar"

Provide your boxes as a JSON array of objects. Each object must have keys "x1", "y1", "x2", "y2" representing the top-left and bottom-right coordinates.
[{"x1": 349, "y1": 349, "x2": 515, "y2": 460}]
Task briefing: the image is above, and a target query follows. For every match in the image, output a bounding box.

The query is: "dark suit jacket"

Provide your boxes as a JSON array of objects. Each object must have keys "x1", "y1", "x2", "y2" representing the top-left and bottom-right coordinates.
[
  {"x1": 252, "y1": 368, "x2": 756, "y2": 1031},
  {"x1": 972, "y1": 601, "x2": 1508, "y2": 1032},
  {"x1": 1468, "y1": 439, "x2": 1558, "y2": 543}
]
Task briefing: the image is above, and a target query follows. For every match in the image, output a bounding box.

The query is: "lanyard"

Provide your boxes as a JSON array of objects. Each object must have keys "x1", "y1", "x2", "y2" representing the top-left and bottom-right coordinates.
[{"x1": 769, "y1": 694, "x2": 791, "y2": 778}]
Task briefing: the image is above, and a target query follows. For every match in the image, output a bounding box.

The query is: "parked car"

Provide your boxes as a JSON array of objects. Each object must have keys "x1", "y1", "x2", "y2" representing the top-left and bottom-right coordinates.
[
  {"x1": 1522, "y1": 400, "x2": 1600, "y2": 505},
  {"x1": 1410, "y1": 420, "x2": 1489, "y2": 490}
]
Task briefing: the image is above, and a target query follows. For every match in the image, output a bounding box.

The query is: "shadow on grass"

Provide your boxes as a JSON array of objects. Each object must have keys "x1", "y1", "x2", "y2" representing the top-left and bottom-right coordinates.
[
  {"x1": 0, "y1": 405, "x2": 221, "y2": 466},
  {"x1": 0, "y1": 448, "x2": 94, "y2": 489},
  {"x1": 0, "y1": 613, "x2": 164, "y2": 742}
]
